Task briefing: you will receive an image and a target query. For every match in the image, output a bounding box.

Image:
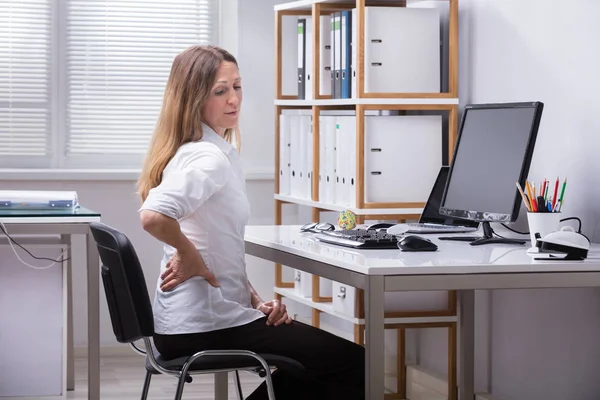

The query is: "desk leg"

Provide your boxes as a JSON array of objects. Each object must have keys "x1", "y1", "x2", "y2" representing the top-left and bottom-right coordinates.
[
  {"x1": 62, "y1": 234, "x2": 74, "y2": 391},
  {"x1": 214, "y1": 372, "x2": 228, "y2": 400},
  {"x1": 365, "y1": 276, "x2": 385, "y2": 400},
  {"x1": 458, "y1": 290, "x2": 475, "y2": 400},
  {"x1": 87, "y1": 231, "x2": 100, "y2": 400}
]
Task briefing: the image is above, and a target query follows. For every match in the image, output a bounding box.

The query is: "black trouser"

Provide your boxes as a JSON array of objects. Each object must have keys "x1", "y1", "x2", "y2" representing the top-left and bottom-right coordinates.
[{"x1": 154, "y1": 317, "x2": 365, "y2": 400}]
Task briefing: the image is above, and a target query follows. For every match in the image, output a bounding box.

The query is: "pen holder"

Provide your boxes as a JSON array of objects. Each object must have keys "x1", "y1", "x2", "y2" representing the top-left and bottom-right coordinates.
[{"x1": 526, "y1": 212, "x2": 562, "y2": 252}]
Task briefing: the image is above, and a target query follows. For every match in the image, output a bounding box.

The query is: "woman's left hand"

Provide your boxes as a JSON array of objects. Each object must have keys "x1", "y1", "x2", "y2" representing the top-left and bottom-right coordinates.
[{"x1": 257, "y1": 299, "x2": 293, "y2": 326}]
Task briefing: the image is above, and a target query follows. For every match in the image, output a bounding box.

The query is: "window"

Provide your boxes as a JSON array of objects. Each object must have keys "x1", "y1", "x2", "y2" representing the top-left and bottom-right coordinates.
[
  {"x1": 0, "y1": 0, "x2": 218, "y2": 170},
  {"x1": 0, "y1": 1, "x2": 53, "y2": 168}
]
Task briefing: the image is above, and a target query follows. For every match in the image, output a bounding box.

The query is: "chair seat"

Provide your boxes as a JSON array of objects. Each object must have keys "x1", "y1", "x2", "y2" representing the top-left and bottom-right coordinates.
[{"x1": 146, "y1": 345, "x2": 304, "y2": 375}]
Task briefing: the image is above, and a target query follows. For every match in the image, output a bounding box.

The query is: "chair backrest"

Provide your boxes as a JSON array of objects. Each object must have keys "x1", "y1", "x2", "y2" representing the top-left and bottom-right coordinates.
[{"x1": 90, "y1": 222, "x2": 154, "y2": 342}]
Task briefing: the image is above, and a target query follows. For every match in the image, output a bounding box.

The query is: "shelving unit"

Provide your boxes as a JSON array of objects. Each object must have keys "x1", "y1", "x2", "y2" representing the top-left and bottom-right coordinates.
[
  {"x1": 275, "y1": 98, "x2": 460, "y2": 106},
  {"x1": 272, "y1": 1, "x2": 459, "y2": 399}
]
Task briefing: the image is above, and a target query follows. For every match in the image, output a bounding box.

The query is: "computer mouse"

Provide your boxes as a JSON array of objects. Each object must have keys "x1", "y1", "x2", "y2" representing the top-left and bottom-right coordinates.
[{"x1": 397, "y1": 235, "x2": 438, "y2": 252}]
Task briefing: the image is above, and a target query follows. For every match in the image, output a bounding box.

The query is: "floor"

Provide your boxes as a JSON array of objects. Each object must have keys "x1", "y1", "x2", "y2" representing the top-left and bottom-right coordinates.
[
  {"x1": 67, "y1": 356, "x2": 263, "y2": 400},
  {"x1": 66, "y1": 356, "x2": 445, "y2": 400}
]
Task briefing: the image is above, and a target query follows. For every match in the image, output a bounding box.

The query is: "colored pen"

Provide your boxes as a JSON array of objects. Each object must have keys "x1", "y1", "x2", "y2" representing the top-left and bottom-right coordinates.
[
  {"x1": 541, "y1": 179, "x2": 547, "y2": 201},
  {"x1": 552, "y1": 177, "x2": 559, "y2": 211},
  {"x1": 525, "y1": 181, "x2": 537, "y2": 212},
  {"x1": 516, "y1": 182, "x2": 531, "y2": 212},
  {"x1": 558, "y1": 178, "x2": 567, "y2": 205},
  {"x1": 537, "y1": 196, "x2": 546, "y2": 213}
]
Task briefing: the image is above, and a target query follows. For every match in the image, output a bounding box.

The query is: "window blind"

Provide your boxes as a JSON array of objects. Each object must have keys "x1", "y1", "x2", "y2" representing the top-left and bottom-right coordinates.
[
  {"x1": 64, "y1": 0, "x2": 216, "y2": 168},
  {"x1": 0, "y1": 0, "x2": 52, "y2": 165}
]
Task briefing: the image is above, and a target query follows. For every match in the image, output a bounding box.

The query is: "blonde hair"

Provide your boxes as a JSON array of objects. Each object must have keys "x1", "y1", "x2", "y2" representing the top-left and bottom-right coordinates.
[{"x1": 137, "y1": 45, "x2": 241, "y2": 202}]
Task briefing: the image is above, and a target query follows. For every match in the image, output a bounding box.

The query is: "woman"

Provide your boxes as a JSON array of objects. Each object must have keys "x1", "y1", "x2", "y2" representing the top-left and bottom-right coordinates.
[{"x1": 137, "y1": 45, "x2": 365, "y2": 400}]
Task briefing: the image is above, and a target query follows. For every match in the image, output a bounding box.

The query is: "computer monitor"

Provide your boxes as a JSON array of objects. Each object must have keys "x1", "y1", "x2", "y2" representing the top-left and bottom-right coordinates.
[
  {"x1": 439, "y1": 101, "x2": 544, "y2": 246},
  {"x1": 419, "y1": 166, "x2": 479, "y2": 228}
]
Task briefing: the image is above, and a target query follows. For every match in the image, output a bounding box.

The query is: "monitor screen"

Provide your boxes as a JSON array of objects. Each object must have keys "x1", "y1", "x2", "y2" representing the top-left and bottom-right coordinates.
[
  {"x1": 420, "y1": 166, "x2": 479, "y2": 227},
  {"x1": 440, "y1": 102, "x2": 544, "y2": 223}
]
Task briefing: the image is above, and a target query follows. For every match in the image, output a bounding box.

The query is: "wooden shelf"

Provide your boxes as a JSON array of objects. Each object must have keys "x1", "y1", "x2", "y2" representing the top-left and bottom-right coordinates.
[
  {"x1": 273, "y1": 1, "x2": 460, "y2": 396},
  {"x1": 275, "y1": 98, "x2": 459, "y2": 106},
  {"x1": 276, "y1": 287, "x2": 458, "y2": 325},
  {"x1": 274, "y1": 0, "x2": 317, "y2": 11},
  {"x1": 275, "y1": 0, "x2": 449, "y2": 12},
  {"x1": 274, "y1": 194, "x2": 423, "y2": 216}
]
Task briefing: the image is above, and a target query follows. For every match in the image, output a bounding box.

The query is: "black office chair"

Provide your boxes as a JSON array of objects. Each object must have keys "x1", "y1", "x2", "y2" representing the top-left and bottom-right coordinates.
[{"x1": 89, "y1": 222, "x2": 303, "y2": 400}]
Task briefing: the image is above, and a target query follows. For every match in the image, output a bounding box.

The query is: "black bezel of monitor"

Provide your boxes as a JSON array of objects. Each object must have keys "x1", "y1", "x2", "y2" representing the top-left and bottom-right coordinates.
[
  {"x1": 439, "y1": 101, "x2": 544, "y2": 223},
  {"x1": 420, "y1": 166, "x2": 480, "y2": 227}
]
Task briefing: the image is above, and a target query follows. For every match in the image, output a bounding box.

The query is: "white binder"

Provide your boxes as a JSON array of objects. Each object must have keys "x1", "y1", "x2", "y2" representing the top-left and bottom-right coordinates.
[
  {"x1": 304, "y1": 17, "x2": 314, "y2": 100},
  {"x1": 306, "y1": 115, "x2": 313, "y2": 199},
  {"x1": 363, "y1": 7, "x2": 440, "y2": 93},
  {"x1": 334, "y1": 119, "x2": 345, "y2": 205},
  {"x1": 319, "y1": 15, "x2": 332, "y2": 96},
  {"x1": 364, "y1": 115, "x2": 442, "y2": 203},
  {"x1": 289, "y1": 114, "x2": 302, "y2": 198},
  {"x1": 334, "y1": 116, "x2": 356, "y2": 207},
  {"x1": 319, "y1": 111, "x2": 386, "y2": 205},
  {"x1": 332, "y1": 13, "x2": 342, "y2": 98},
  {"x1": 318, "y1": 116, "x2": 327, "y2": 203},
  {"x1": 324, "y1": 116, "x2": 337, "y2": 204},
  {"x1": 298, "y1": 115, "x2": 308, "y2": 199},
  {"x1": 278, "y1": 114, "x2": 291, "y2": 195},
  {"x1": 343, "y1": 117, "x2": 357, "y2": 208}
]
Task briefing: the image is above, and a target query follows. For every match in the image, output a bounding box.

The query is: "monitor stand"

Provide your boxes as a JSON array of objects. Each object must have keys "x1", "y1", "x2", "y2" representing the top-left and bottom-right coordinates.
[{"x1": 439, "y1": 222, "x2": 526, "y2": 246}]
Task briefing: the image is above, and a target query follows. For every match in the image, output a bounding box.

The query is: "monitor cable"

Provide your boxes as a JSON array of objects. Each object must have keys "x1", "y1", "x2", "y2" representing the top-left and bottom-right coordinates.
[
  {"x1": 0, "y1": 221, "x2": 70, "y2": 270},
  {"x1": 500, "y1": 223, "x2": 529, "y2": 236},
  {"x1": 500, "y1": 217, "x2": 587, "y2": 240}
]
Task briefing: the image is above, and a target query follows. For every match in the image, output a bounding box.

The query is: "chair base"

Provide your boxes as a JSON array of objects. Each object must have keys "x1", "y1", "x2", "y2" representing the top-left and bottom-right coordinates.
[{"x1": 141, "y1": 370, "x2": 152, "y2": 400}]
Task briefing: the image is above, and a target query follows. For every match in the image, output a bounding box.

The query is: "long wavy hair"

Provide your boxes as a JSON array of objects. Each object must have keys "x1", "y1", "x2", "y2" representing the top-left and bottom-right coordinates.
[{"x1": 137, "y1": 45, "x2": 241, "y2": 202}]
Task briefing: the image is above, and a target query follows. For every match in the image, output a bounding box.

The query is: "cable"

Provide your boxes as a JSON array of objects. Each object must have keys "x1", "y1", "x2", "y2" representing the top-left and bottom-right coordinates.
[
  {"x1": 560, "y1": 217, "x2": 591, "y2": 242},
  {"x1": 501, "y1": 217, "x2": 588, "y2": 242},
  {"x1": 0, "y1": 222, "x2": 70, "y2": 270},
  {"x1": 500, "y1": 223, "x2": 529, "y2": 235},
  {"x1": 559, "y1": 217, "x2": 582, "y2": 233}
]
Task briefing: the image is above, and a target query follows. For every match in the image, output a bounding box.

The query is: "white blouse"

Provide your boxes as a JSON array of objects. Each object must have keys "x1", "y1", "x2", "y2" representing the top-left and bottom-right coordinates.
[{"x1": 139, "y1": 125, "x2": 265, "y2": 334}]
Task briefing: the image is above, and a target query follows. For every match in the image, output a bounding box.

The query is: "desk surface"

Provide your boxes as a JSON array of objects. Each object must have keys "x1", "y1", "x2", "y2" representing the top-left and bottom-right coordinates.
[
  {"x1": 0, "y1": 206, "x2": 101, "y2": 224},
  {"x1": 245, "y1": 225, "x2": 600, "y2": 276}
]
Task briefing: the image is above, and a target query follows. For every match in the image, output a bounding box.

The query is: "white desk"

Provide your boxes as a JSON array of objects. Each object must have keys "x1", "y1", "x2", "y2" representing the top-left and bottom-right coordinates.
[
  {"x1": 0, "y1": 207, "x2": 101, "y2": 400},
  {"x1": 244, "y1": 225, "x2": 600, "y2": 400}
]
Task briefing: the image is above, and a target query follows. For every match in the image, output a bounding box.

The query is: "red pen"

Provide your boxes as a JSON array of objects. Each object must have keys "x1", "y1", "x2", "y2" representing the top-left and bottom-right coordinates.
[
  {"x1": 552, "y1": 177, "x2": 559, "y2": 211},
  {"x1": 541, "y1": 179, "x2": 547, "y2": 201}
]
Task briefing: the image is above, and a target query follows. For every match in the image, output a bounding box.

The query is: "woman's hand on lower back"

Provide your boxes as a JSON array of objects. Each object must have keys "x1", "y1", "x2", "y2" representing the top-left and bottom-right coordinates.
[{"x1": 160, "y1": 243, "x2": 220, "y2": 291}]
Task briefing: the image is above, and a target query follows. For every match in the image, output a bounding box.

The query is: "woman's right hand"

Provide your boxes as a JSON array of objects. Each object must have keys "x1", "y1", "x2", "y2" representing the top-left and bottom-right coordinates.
[{"x1": 160, "y1": 243, "x2": 220, "y2": 291}]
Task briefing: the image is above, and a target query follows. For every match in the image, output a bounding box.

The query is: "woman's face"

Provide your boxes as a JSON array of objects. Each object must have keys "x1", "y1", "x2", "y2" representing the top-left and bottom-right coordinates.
[{"x1": 202, "y1": 61, "x2": 242, "y2": 135}]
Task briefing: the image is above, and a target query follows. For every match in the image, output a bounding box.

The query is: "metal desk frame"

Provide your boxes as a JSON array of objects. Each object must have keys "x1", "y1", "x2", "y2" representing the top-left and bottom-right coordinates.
[
  {"x1": 244, "y1": 240, "x2": 600, "y2": 400},
  {"x1": 1, "y1": 218, "x2": 100, "y2": 400}
]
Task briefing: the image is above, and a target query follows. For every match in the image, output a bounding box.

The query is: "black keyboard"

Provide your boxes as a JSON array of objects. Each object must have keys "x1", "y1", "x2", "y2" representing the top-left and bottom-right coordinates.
[{"x1": 315, "y1": 229, "x2": 400, "y2": 249}]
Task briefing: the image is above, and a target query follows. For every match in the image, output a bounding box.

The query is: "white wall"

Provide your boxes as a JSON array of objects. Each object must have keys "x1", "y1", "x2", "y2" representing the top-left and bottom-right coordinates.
[
  {"x1": 418, "y1": 1, "x2": 600, "y2": 399},
  {"x1": 0, "y1": 0, "x2": 295, "y2": 349},
  {"x1": 237, "y1": 0, "x2": 279, "y2": 175}
]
